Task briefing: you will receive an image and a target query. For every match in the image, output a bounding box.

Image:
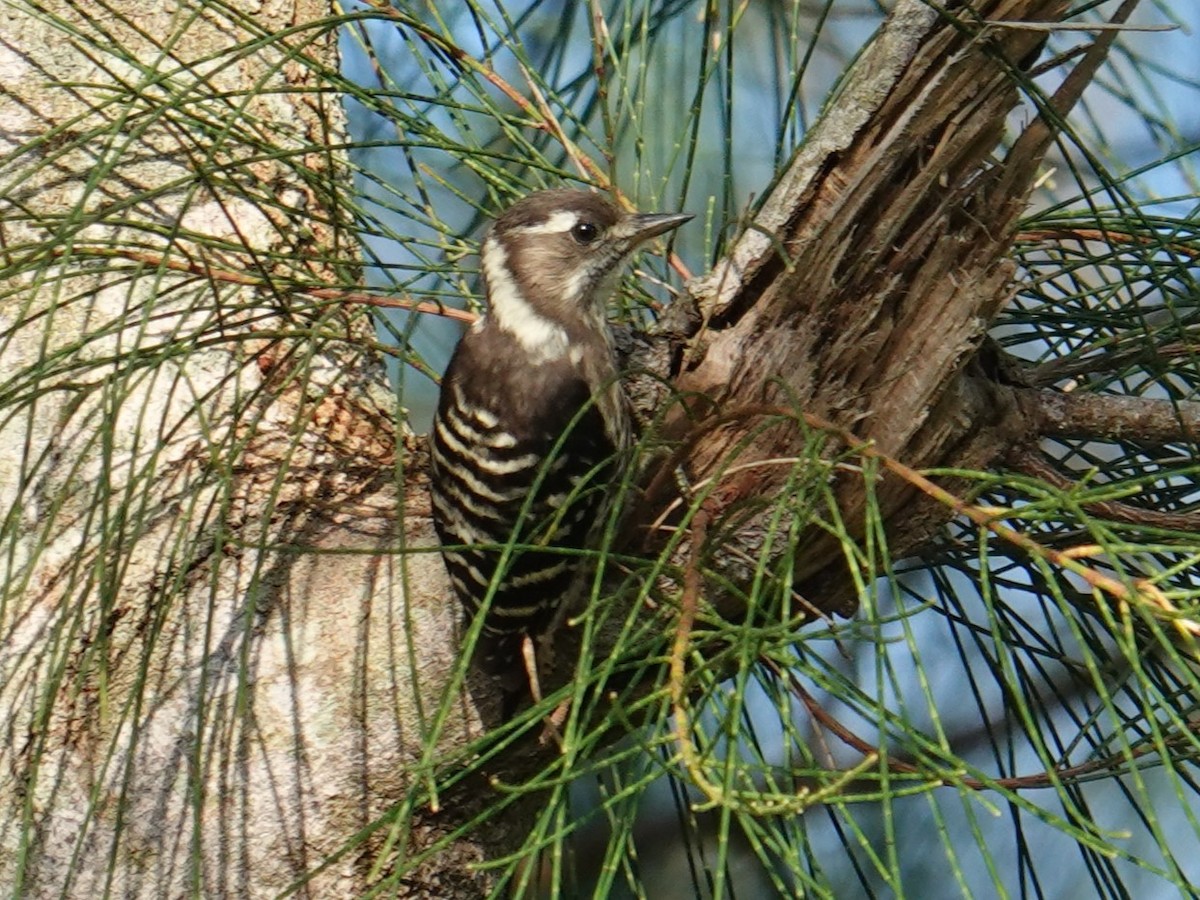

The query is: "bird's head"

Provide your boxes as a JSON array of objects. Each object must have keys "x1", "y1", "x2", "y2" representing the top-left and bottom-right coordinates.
[{"x1": 477, "y1": 189, "x2": 691, "y2": 361}]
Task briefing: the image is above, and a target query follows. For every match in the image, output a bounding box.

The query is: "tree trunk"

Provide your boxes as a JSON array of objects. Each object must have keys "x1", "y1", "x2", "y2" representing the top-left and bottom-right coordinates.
[
  {"x1": 0, "y1": 1, "x2": 496, "y2": 895},
  {"x1": 0, "y1": 0, "x2": 1153, "y2": 896}
]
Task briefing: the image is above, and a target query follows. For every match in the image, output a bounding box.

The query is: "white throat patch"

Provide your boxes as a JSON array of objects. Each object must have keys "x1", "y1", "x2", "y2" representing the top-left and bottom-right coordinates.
[{"x1": 480, "y1": 236, "x2": 569, "y2": 364}]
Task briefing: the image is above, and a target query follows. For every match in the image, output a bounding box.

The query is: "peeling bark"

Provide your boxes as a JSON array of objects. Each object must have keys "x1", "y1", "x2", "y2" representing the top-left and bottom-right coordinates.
[{"x1": 639, "y1": 0, "x2": 1146, "y2": 616}]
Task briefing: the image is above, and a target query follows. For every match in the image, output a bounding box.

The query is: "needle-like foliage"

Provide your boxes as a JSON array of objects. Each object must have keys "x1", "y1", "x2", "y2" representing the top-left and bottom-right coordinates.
[{"x1": 2, "y1": 1, "x2": 1198, "y2": 898}]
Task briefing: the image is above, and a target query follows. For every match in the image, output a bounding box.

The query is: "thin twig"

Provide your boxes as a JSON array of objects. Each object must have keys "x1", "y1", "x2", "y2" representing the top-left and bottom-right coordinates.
[
  {"x1": 519, "y1": 63, "x2": 607, "y2": 184},
  {"x1": 776, "y1": 661, "x2": 1199, "y2": 793},
  {"x1": 983, "y1": 20, "x2": 1177, "y2": 33},
  {"x1": 1018, "y1": 227, "x2": 1200, "y2": 261},
  {"x1": 1009, "y1": 448, "x2": 1200, "y2": 532},
  {"x1": 50, "y1": 244, "x2": 479, "y2": 323}
]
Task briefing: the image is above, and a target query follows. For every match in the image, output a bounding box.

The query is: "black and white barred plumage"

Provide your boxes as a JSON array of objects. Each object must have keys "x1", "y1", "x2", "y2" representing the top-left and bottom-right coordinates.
[{"x1": 429, "y1": 189, "x2": 690, "y2": 680}]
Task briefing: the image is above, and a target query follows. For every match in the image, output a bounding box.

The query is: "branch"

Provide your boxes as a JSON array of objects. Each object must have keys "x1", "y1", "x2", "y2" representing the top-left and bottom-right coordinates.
[
  {"x1": 1027, "y1": 387, "x2": 1200, "y2": 444},
  {"x1": 1011, "y1": 448, "x2": 1200, "y2": 531}
]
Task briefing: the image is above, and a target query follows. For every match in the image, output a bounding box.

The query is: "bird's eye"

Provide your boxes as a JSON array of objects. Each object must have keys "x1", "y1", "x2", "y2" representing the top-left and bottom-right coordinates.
[{"x1": 571, "y1": 221, "x2": 600, "y2": 244}]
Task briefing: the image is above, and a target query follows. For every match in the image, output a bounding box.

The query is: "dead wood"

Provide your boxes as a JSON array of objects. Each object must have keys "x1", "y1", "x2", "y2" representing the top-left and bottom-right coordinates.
[{"x1": 632, "y1": 0, "x2": 1146, "y2": 617}]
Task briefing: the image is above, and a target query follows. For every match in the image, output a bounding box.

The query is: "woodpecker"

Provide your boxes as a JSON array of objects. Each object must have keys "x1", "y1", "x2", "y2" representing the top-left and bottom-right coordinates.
[{"x1": 429, "y1": 189, "x2": 691, "y2": 691}]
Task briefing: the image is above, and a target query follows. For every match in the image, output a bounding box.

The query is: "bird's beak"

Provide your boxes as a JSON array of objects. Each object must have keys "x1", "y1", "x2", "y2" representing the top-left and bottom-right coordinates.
[{"x1": 624, "y1": 211, "x2": 694, "y2": 245}]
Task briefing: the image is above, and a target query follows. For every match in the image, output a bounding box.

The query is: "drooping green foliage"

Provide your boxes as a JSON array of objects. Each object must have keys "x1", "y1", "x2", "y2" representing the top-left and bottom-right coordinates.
[{"x1": 3, "y1": 0, "x2": 1199, "y2": 896}]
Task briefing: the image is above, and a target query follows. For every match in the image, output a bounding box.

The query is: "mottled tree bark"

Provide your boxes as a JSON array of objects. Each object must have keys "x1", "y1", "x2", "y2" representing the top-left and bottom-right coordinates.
[{"x1": 0, "y1": 1, "x2": 497, "y2": 896}]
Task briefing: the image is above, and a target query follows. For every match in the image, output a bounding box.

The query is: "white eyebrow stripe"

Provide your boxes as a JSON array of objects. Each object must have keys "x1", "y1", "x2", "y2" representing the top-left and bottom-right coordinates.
[{"x1": 512, "y1": 210, "x2": 579, "y2": 235}]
